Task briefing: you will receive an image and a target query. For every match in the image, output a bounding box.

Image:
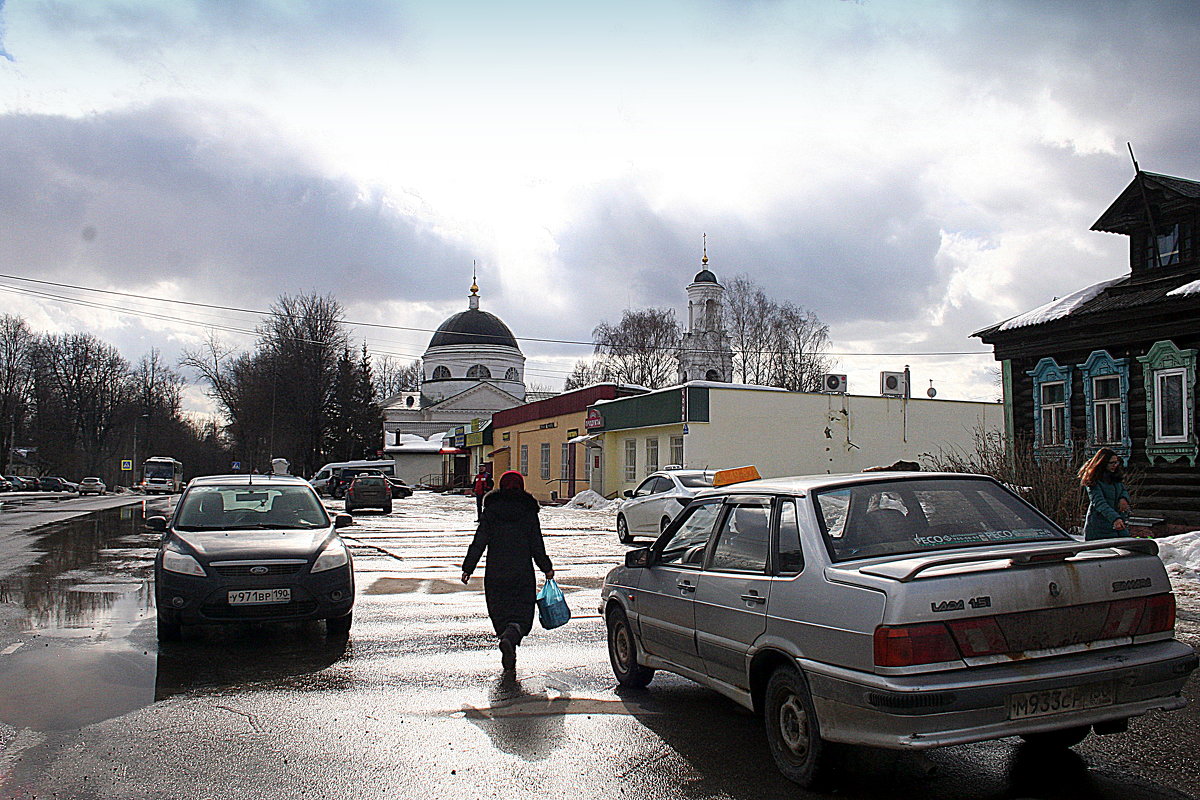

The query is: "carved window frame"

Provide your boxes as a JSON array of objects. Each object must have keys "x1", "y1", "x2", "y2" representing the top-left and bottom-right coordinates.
[
  {"x1": 1079, "y1": 350, "x2": 1131, "y2": 459},
  {"x1": 1027, "y1": 357, "x2": 1073, "y2": 459},
  {"x1": 1136, "y1": 340, "x2": 1198, "y2": 466}
]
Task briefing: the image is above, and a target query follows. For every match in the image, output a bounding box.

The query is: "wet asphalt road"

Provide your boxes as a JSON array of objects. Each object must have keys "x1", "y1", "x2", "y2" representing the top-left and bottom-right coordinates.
[{"x1": 1, "y1": 491, "x2": 1199, "y2": 800}]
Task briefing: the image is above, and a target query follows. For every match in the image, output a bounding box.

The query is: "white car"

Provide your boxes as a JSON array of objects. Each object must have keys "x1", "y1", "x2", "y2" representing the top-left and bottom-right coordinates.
[
  {"x1": 616, "y1": 468, "x2": 714, "y2": 543},
  {"x1": 78, "y1": 477, "x2": 106, "y2": 495}
]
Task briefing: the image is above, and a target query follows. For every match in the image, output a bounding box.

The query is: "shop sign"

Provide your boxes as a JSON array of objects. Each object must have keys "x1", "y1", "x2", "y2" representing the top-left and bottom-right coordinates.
[{"x1": 585, "y1": 408, "x2": 604, "y2": 429}]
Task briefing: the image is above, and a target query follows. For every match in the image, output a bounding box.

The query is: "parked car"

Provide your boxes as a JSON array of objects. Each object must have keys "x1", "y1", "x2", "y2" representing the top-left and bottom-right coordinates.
[
  {"x1": 38, "y1": 476, "x2": 76, "y2": 493},
  {"x1": 386, "y1": 476, "x2": 414, "y2": 499},
  {"x1": 601, "y1": 469, "x2": 1198, "y2": 789},
  {"x1": 148, "y1": 474, "x2": 355, "y2": 640},
  {"x1": 344, "y1": 475, "x2": 392, "y2": 514},
  {"x1": 616, "y1": 468, "x2": 715, "y2": 543},
  {"x1": 5, "y1": 475, "x2": 35, "y2": 491},
  {"x1": 0, "y1": 476, "x2": 10, "y2": 491},
  {"x1": 78, "y1": 477, "x2": 107, "y2": 495}
]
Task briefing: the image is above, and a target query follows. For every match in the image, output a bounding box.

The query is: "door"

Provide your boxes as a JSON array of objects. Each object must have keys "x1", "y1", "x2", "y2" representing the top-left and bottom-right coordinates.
[
  {"x1": 695, "y1": 496, "x2": 773, "y2": 688},
  {"x1": 627, "y1": 476, "x2": 671, "y2": 533},
  {"x1": 635, "y1": 501, "x2": 722, "y2": 673}
]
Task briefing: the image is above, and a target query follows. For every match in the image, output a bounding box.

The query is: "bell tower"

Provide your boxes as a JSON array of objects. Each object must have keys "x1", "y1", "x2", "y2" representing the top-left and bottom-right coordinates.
[{"x1": 678, "y1": 235, "x2": 734, "y2": 383}]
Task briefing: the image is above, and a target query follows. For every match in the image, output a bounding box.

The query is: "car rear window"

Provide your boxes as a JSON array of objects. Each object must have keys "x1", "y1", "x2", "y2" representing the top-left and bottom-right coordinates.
[
  {"x1": 676, "y1": 474, "x2": 714, "y2": 488},
  {"x1": 355, "y1": 477, "x2": 386, "y2": 487},
  {"x1": 814, "y1": 478, "x2": 1069, "y2": 562}
]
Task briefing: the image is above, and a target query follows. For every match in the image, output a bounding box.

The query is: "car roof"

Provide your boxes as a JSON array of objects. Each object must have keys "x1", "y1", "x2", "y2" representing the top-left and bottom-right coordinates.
[
  {"x1": 187, "y1": 474, "x2": 312, "y2": 488},
  {"x1": 692, "y1": 471, "x2": 996, "y2": 497}
]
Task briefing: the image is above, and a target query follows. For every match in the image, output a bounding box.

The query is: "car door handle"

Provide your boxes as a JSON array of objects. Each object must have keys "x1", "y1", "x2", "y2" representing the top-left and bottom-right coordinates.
[
  {"x1": 740, "y1": 593, "x2": 767, "y2": 605},
  {"x1": 677, "y1": 581, "x2": 696, "y2": 593}
]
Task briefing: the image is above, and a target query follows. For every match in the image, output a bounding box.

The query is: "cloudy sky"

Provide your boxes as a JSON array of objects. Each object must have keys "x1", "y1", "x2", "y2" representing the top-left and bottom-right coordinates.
[{"x1": 2, "y1": 0, "x2": 1198, "y2": 411}]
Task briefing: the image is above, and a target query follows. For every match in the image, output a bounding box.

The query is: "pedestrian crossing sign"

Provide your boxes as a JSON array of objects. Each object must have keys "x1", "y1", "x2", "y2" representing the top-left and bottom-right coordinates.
[{"x1": 121, "y1": 460, "x2": 133, "y2": 471}]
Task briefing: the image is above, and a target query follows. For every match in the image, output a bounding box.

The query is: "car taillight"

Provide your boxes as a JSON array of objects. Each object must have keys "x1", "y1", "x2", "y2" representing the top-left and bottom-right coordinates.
[
  {"x1": 1101, "y1": 597, "x2": 1146, "y2": 638},
  {"x1": 1136, "y1": 593, "x2": 1175, "y2": 635},
  {"x1": 947, "y1": 616, "x2": 1008, "y2": 657},
  {"x1": 874, "y1": 623, "x2": 961, "y2": 667}
]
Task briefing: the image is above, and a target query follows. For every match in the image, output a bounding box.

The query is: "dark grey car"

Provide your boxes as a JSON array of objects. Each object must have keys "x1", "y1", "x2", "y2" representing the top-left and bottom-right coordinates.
[{"x1": 150, "y1": 474, "x2": 356, "y2": 640}]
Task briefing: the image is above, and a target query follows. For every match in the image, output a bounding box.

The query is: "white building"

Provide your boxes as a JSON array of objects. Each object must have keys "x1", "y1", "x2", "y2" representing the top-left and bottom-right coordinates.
[{"x1": 677, "y1": 244, "x2": 734, "y2": 383}]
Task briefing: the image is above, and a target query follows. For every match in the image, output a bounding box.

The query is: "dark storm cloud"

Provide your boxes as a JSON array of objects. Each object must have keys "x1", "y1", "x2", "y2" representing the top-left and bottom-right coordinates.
[{"x1": 0, "y1": 103, "x2": 473, "y2": 307}]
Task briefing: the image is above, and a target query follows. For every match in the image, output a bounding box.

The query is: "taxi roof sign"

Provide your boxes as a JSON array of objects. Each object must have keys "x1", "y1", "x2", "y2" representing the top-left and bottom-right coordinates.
[{"x1": 712, "y1": 465, "x2": 761, "y2": 488}]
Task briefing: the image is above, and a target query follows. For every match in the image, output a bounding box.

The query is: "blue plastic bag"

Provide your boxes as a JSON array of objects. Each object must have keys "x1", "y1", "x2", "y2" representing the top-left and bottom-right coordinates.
[{"x1": 536, "y1": 578, "x2": 571, "y2": 630}]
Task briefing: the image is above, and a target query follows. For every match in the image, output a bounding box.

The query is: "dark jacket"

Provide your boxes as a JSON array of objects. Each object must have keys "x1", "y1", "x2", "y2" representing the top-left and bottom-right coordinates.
[
  {"x1": 462, "y1": 488, "x2": 553, "y2": 636},
  {"x1": 1083, "y1": 477, "x2": 1131, "y2": 540}
]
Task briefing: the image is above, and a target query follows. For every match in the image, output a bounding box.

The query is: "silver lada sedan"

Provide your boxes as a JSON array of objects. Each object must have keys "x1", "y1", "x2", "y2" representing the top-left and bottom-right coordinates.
[{"x1": 600, "y1": 470, "x2": 1197, "y2": 788}]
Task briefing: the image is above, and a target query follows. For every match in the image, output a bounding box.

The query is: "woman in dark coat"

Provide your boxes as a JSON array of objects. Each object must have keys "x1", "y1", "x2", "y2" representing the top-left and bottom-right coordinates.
[
  {"x1": 460, "y1": 470, "x2": 554, "y2": 671},
  {"x1": 1079, "y1": 447, "x2": 1132, "y2": 540}
]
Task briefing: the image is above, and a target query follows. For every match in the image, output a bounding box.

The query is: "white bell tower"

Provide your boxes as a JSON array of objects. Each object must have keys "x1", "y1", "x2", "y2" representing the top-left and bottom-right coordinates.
[{"x1": 678, "y1": 235, "x2": 734, "y2": 383}]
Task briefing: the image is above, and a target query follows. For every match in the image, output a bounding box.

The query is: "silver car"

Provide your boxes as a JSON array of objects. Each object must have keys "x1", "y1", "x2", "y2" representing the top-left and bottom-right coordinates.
[
  {"x1": 601, "y1": 471, "x2": 1197, "y2": 788},
  {"x1": 616, "y1": 468, "x2": 714, "y2": 543}
]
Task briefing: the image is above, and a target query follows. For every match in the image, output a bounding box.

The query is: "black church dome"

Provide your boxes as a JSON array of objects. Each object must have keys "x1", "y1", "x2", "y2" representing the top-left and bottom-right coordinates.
[
  {"x1": 693, "y1": 269, "x2": 718, "y2": 283},
  {"x1": 429, "y1": 309, "x2": 520, "y2": 349}
]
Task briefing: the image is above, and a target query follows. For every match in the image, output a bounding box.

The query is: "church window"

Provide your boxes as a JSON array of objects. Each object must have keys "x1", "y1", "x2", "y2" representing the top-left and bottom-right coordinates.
[
  {"x1": 705, "y1": 369, "x2": 720, "y2": 381},
  {"x1": 431, "y1": 365, "x2": 451, "y2": 380},
  {"x1": 467, "y1": 364, "x2": 491, "y2": 379},
  {"x1": 505, "y1": 367, "x2": 519, "y2": 381},
  {"x1": 704, "y1": 299, "x2": 717, "y2": 329}
]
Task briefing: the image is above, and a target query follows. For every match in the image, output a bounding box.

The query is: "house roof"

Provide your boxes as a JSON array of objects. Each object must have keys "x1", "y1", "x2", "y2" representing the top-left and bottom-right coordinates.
[{"x1": 1092, "y1": 171, "x2": 1200, "y2": 234}]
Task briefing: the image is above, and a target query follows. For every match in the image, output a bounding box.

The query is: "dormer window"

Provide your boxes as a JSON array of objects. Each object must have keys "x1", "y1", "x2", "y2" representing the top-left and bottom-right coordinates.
[{"x1": 1140, "y1": 220, "x2": 1192, "y2": 269}]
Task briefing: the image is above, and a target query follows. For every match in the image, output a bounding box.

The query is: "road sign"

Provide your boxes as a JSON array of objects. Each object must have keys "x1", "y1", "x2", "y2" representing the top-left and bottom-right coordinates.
[
  {"x1": 120, "y1": 459, "x2": 133, "y2": 471},
  {"x1": 231, "y1": 461, "x2": 241, "y2": 471}
]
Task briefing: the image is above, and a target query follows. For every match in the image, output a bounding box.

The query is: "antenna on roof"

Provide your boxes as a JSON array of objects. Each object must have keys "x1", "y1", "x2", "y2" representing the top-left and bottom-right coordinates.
[{"x1": 1128, "y1": 142, "x2": 1163, "y2": 268}]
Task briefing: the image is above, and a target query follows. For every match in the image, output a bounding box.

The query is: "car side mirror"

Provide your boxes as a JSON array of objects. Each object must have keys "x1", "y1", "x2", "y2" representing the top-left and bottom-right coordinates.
[
  {"x1": 145, "y1": 516, "x2": 167, "y2": 532},
  {"x1": 623, "y1": 490, "x2": 633, "y2": 498},
  {"x1": 334, "y1": 513, "x2": 354, "y2": 528},
  {"x1": 624, "y1": 547, "x2": 652, "y2": 568}
]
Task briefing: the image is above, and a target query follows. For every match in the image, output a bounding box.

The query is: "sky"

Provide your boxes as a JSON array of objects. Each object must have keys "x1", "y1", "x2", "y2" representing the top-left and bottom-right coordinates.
[{"x1": 2, "y1": 0, "x2": 1200, "y2": 414}]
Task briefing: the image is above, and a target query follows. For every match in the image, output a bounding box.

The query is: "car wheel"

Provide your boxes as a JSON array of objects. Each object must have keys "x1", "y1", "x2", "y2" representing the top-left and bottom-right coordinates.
[
  {"x1": 764, "y1": 666, "x2": 832, "y2": 789},
  {"x1": 607, "y1": 607, "x2": 654, "y2": 689},
  {"x1": 156, "y1": 613, "x2": 182, "y2": 641},
  {"x1": 326, "y1": 612, "x2": 352, "y2": 637},
  {"x1": 383, "y1": 502, "x2": 393, "y2": 514},
  {"x1": 1020, "y1": 725, "x2": 1091, "y2": 749},
  {"x1": 617, "y1": 514, "x2": 632, "y2": 544},
  {"x1": 660, "y1": 516, "x2": 671, "y2": 534}
]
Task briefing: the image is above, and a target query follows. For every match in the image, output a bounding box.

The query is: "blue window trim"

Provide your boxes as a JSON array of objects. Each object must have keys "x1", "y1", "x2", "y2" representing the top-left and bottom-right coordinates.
[
  {"x1": 1079, "y1": 350, "x2": 1131, "y2": 460},
  {"x1": 1028, "y1": 357, "x2": 1072, "y2": 458}
]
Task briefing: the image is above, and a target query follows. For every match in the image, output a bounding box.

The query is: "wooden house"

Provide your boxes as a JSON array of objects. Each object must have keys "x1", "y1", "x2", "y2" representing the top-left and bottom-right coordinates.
[{"x1": 974, "y1": 171, "x2": 1200, "y2": 527}]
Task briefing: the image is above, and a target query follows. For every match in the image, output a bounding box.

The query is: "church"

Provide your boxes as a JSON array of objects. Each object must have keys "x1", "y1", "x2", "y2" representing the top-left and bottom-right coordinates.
[
  {"x1": 677, "y1": 242, "x2": 734, "y2": 383},
  {"x1": 382, "y1": 279, "x2": 527, "y2": 443}
]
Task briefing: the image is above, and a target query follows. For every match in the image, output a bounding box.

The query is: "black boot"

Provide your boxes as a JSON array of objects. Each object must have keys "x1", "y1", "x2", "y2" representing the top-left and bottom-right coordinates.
[{"x1": 499, "y1": 624, "x2": 520, "y2": 671}]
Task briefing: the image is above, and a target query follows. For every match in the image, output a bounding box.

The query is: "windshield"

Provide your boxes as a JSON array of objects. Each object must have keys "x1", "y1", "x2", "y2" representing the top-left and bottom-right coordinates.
[
  {"x1": 175, "y1": 485, "x2": 329, "y2": 531},
  {"x1": 145, "y1": 463, "x2": 176, "y2": 478},
  {"x1": 814, "y1": 478, "x2": 1069, "y2": 562},
  {"x1": 676, "y1": 474, "x2": 714, "y2": 489}
]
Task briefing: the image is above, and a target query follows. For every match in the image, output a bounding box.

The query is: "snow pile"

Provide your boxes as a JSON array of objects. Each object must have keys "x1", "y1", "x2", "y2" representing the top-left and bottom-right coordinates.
[
  {"x1": 563, "y1": 490, "x2": 622, "y2": 511},
  {"x1": 1155, "y1": 531, "x2": 1200, "y2": 581},
  {"x1": 1167, "y1": 279, "x2": 1200, "y2": 298},
  {"x1": 996, "y1": 277, "x2": 1121, "y2": 332}
]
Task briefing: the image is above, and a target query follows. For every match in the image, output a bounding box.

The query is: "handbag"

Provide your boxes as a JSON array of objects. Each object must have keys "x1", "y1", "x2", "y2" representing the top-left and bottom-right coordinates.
[{"x1": 536, "y1": 578, "x2": 571, "y2": 630}]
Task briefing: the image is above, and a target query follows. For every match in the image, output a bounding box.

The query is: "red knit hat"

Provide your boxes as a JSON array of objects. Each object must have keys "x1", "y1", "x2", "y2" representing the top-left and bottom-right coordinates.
[{"x1": 498, "y1": 470, "x2": 524, "y2": 491}]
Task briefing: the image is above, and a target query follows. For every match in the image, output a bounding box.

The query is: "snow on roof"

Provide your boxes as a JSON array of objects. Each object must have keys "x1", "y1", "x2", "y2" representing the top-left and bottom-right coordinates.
[
  {"x1": 1167, "y1": 279, "x2": 1200, "y2": 298},
  {"x1": 992, "y1": 277, "x2": 1121, "y2": 333}
]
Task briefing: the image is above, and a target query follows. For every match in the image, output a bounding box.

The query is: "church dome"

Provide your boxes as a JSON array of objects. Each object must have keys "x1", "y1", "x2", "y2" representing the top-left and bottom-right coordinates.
[
  {"x1": 693, "y1": 269, "x2": 718, "y2": 283},
  {"x1": 428, "y1": 308, "x2": 520, "y2": 350}
]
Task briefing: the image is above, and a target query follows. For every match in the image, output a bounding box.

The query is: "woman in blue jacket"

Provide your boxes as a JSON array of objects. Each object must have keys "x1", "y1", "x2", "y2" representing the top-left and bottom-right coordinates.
[{"x1": 1078, "y1": 447, "x2": 1132, "y2": 540}]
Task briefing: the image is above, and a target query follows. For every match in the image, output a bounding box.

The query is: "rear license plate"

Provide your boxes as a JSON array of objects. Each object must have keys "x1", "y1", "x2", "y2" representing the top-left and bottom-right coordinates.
[
  {"x1": 1008, "y1": 682, "x2": 1114, "y2": 720},
  {"x1": 228, "y1": 588, "x2": 291, "y2": 606}
]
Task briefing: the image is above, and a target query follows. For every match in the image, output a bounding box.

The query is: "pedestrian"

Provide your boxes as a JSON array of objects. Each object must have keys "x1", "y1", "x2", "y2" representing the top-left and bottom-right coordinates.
[
  {"x1": 1078, "y1": 447, "x2": 1132, "y2": 540},
  {"x1": 460, "y1": 470, "x2": 554, "y2": 672},
  {"x1": 471, "y1": 467, "x2": 494, "y2": 521}
]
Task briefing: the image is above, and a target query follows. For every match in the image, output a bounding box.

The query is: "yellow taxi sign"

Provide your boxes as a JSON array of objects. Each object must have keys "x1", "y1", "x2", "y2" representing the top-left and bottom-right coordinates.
[{"x1": 712, "y1": 465, "x2": 761, "y2": 488}]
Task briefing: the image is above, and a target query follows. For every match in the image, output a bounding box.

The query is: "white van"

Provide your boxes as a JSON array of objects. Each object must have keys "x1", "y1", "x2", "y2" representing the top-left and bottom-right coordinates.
[{"x1": 311, "y1": 460, "x2": 396, "y2": 496}]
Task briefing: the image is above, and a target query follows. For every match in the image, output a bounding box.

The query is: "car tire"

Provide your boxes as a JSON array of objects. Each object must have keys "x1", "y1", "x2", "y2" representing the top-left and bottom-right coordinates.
[
  {"x1": 660, "y1": 516, "x2": 671, "y2": 534},
  {"x1": 326, "y1": 612, "x2": 352, "y2": 637},
  {"x1": 383, "y1": 502, "x2": 393, "y2": 514},
  {"x1": 764, "y1": 666, "x2": 833, "y2": 790},
  {"x1": 1020, "y1": 725, "x2": 1091, "y2": 749},
  {"x1": 156, "y1": 613, "x2": 182, "y2": 641},
  {"x1": 607, "y1": 607, "x2": 654, "y2": 689},
  {"x1": 617, "y1": 514, "x2": 633, "y2": 544}
]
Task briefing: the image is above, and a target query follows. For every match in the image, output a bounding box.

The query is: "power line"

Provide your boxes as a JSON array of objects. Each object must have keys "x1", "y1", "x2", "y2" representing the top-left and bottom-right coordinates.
[{"x1": 0, "y1": 271, "x2": 995, "y2": 358}]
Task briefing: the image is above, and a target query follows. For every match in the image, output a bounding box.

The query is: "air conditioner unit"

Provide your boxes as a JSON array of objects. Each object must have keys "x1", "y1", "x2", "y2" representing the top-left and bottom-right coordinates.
[
  {"x1": 880, "y1": 371, "x2": 908, "y2": 397},
  {"x1": 819, "y1": 373, "x2": 848, "y2": 394}
]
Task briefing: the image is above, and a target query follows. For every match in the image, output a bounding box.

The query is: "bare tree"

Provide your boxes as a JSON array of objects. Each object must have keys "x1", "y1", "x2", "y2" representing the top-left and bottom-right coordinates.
[
  {"x1": 563, "y1": 358, "x2": 616, "y2": 391},
  {"x1": 591, "y1": 308, "x2": 681, "y2": 390},
  {"x1": 0, "y1": 315, "x2": 34, "y2": 473},
  {"x1": 725, "y1": 275, "x2": 834, "y2": 389},
  {"x1": 373, "y1": 355, "x2": 421, "y2": 401}
]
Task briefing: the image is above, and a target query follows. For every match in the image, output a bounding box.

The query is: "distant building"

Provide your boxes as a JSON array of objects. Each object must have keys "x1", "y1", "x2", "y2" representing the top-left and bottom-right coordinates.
[
  {"x1": 974, "y1": 170, "x2": 1200, "y2": 527},
  {"x1": 677, "y1": 241, "x2": 734, "y2": 383}
]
